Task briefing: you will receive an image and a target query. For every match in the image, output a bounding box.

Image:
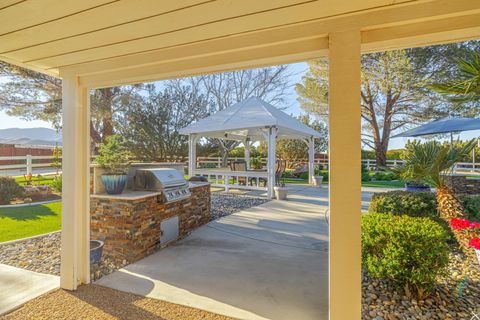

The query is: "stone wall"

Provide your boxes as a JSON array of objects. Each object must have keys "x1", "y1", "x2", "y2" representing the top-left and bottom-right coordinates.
[
  {"x1": 90, "y1": 183, "x2": 210, "y2": 264},
  {"x1": 444, "y1": 175, "x2": 480, "y2": 195}
]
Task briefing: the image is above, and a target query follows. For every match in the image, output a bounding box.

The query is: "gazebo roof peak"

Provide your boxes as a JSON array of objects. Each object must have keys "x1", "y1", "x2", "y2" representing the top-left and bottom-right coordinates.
[{"x1": 180, "y1": 96, "x2": 321, "y2": 140}]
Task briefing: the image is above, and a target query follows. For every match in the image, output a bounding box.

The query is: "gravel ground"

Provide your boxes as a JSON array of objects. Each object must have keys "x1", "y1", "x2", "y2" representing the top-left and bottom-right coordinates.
[
  {"x1": 0, "y1": 284, "x2": 235, "y2": 320},
  {"x1": 210, "y1": 192, "x2": 270, "y2": 220},
  {"x1": 0, "y1": 232, "x2": 60, "y2": 276},
  {"x1": 0, "y1": 193, "x2": 269, "y2": 278},
  {"x1": 362, "y1": 249, "x2": 480, "y2": 320}
]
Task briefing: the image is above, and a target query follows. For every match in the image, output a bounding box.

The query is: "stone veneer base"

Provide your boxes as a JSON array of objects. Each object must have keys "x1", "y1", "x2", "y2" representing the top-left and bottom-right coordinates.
[{"x1": 90, "y1": 183, "x2": 210, "y2": 264}]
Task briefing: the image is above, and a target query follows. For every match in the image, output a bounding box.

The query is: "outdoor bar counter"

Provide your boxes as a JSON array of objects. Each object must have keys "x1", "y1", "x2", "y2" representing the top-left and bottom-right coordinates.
[{"x1": 90, "y1": 181, "x2": 211, "y2": 264}]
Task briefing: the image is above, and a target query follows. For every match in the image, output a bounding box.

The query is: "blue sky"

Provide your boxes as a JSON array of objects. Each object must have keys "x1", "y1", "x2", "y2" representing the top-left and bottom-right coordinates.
[{"x1": 1, "y1": 60, "x2": 478, "y2": 149}]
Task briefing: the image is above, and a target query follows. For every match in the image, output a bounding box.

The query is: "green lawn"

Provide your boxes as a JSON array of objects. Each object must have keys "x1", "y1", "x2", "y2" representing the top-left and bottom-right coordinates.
[
  {"x1": 15, "y1": 175, "x2": 56, "y2": 187},
  {"x1": 0, "y1": 201, "x2": 62, "y2": 243},
  {"x1": 197, "y1": 175, "x2": 404, "y2": 188}
]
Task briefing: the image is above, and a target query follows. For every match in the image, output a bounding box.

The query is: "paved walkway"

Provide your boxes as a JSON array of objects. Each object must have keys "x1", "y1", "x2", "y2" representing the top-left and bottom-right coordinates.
[
  {"x1": 0, "y1": 264, "x2": 59, "y2": 316},
  {"x1": 97, "y1": 185, "x2": 329, "y2": 320}
]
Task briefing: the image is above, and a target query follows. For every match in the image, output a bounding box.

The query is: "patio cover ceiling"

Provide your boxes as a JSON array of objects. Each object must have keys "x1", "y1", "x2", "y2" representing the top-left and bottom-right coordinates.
[
  {"x1": 179, "y1": 96, "x2": 321, "y2": 140},
  {"x1": 0, "y1": 0, "x2": 479, "y2": 88}
]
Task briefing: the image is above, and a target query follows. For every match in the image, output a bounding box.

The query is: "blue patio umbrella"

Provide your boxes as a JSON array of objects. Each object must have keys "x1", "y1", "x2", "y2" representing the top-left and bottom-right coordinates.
[
  {"x1": 392, "y1": 117, "x2": 480, "y2": 166},
  {"x1": 392, "y1": 117, "x2": 480, "y2": 138}
]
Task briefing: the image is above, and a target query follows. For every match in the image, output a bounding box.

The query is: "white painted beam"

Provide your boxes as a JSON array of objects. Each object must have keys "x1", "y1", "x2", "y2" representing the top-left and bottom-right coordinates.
[
  {"x1": 308, "y1": 137, "x2": 314, "y2": 185},
  {"x1": 245, "y1": 140, "x2": 251, "y2": 170},
  {"x1": 328, "y1": 30, "x2": 361, "y2": 320},
  {"x1": 267, "y1": 127, "x2": 277, "y2": 199},
  {"x1": 60, "y1": 77, "x2": 90, "y2": 290},
  {"x1": 188, "y1": 134, "x2": 197, "y2": 178}
]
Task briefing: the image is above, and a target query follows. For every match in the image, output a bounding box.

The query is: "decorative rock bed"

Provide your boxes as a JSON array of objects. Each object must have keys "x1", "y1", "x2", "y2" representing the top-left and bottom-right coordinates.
[
  {"x1": 0, "y1": 232, "x2": 60, "y2": 276},
  {"x1": 210, "y1": 192, "x2": 270, "y2": 220},
  {"x1": 362, "y1": 249, "x2": 480, "y2": 320},
  {"x1": 0, "y1": 193, "x2": 269, "y2": 280}
]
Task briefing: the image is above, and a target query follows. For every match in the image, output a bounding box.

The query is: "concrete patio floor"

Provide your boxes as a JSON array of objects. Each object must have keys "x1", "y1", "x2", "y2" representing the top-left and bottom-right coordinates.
[
  {"x1": 97, "y1": 185, "x2": 330, "y2": 320},
  {"x1": 0, "y1": 264, "x2": 59, "y2": 316}
]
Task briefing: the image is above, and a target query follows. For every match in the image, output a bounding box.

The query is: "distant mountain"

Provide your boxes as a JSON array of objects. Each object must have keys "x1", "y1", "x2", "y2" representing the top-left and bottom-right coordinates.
[{"x1": 0, "y1": 128, "x2": 61, "y2": 146}]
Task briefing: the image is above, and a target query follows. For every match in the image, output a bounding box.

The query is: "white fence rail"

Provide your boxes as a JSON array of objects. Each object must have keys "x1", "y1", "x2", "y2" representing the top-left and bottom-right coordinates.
[
  {"x1": 2, "y1": 155, "x2": 479, "y2": 176},
  {"x1": 0, "y1": 155, "x2": 58, "y2": 175},
  {"x1": 197, "y1": 157, "x2": 480, "y2": 173}
]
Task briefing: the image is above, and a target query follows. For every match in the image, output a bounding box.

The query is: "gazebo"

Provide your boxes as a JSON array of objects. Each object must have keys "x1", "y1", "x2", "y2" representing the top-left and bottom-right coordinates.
[{"x1": 179, "y1": 97, "x2": 321, "y2": 198}]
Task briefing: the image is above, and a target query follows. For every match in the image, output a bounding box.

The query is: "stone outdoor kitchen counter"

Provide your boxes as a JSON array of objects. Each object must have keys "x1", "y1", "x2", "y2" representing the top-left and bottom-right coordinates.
[{"x1": 90, "y1": 182, "x2": 211, "y2": 264}]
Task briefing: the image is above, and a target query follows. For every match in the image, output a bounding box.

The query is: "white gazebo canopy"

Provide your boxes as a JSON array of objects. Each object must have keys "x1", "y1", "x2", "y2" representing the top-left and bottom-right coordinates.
[
  {"x1": 180, "y1": 96, "x2": 321, "y2": 140},
  {"x1": 180, "y1": 97, "x2": 321, "y2": 198}
]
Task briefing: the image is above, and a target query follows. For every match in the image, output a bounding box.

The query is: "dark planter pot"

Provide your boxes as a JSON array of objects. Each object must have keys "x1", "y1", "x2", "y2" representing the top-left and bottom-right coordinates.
[
  {"x1": 405, "y1": 183, "x2": 431, "y2": 192},
  {"x1": 101, "y1": 174, "x2": 127, "y2": 194},
  {"x1": 90, "y1": 240, "x2": 104, "y2": 264}
]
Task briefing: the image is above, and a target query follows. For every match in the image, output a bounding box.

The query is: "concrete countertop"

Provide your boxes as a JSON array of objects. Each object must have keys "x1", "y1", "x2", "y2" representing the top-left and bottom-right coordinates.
[
  {"x1": 90, "y1": 181, "x2": 210, "y2": 200},
  {"x1": 90, "y1": 190, "x2": 163, "y2": 200}
]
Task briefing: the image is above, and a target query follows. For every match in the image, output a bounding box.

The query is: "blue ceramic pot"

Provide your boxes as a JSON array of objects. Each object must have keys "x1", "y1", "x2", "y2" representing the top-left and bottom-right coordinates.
[
  {"x1": 405, "y1": 183, "x2": 431, "y2": 192},
  {"x1": 101, "y1": 175, "x2": 127, "y2": 194},
  {"x1": 90, "y1": 240, "x2": 104, "y2": 265}
]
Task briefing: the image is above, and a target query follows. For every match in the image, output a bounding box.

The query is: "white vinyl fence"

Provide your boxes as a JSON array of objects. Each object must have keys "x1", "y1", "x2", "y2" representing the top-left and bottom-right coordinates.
[
  {"x1": 2, "y1": 155, "x2": 479, "y2": 176},
  {"x1": 0, "y1": 155, "x2": 58, "y2": 176},
  {"x1": 197, "y1": 157, "x2": 480, "y2": 173}
]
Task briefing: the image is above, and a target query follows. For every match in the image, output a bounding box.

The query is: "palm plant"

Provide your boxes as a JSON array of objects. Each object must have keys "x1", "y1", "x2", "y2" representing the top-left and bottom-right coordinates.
[
  {"x1": 430, "y1": 52, "x2": 480, "y2": 104},
  {"x1": 393, "y1": 140, "x2": 476, "y2": 219}
]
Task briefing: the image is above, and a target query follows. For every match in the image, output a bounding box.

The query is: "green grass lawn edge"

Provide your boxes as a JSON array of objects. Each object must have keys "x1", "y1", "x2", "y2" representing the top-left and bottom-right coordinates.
[{"x1": 0, "y1": 201, "x2": 62, "y2": 243}]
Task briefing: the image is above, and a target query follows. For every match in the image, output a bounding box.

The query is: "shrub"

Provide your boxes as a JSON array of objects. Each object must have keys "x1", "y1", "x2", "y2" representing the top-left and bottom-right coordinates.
[
  {"x1": 0, "y1": 177, "x2": 24, "y2": 204},
  {"x1": 362, "y1": 213, "x2": 449, "y2": 298},
  {"x1": 372, "y1": 171, "x2": 398, "y2": 181},
  {"x1": 95, "y1": 135, "x2": 130, "y2": 175},
  {"x1": 319, "y1": 169, "x2": 329, "y2": 182},
  {"x1": 361, "y1": 164, "x2": 370, "y2": 181},
  {"x1": 51, "y1": 175, "x2": 62, "y2": 193},
  {"x1": 459, "y1": 194, "x2": 480, "y2": 222},
  {"x1": 368, "y1": 191, "x2": 437, "y2": 217}
]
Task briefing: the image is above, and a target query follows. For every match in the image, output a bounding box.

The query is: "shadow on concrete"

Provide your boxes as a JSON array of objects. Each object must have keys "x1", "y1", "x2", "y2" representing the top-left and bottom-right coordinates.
[{"x1": 97, "y1": 186, "x2": 330, "y2": 320}]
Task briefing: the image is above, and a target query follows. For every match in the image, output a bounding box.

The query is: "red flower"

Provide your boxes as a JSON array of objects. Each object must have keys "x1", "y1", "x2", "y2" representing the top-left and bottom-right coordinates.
[
  {"x1": 469, "y1": 238, "x2": 480, "y2": 250},
  {"x1": 470, "y1": 221, "x2": 480, "y2": 229},
  {"x1": 450, "y1": 218, "x2": 472, "y2": 230}
]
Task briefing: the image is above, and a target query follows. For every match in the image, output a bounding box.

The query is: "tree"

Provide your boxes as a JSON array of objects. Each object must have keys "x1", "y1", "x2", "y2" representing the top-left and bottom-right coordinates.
[
  {"x1": 393, "y1": 140, "x2": 475, "y2": 219},
  {"x1": 200, "y1": 66, "x2": 291, "y2": 166},
  {"x1": 258, "y1": 115, "x2": 327, "y2": 169},
  {"x1": 0, "y1": 61, "x2": 144, "y2": 147},
  {"x1": 430, "y1": 52, "x2": 480, "y2": 111},
  {"x1": 295, "y1": 46, "x2": 479, "y2": 167},
  {"x1": 0, "y1": 62, "x2": 62, "y2": 128},
  {"x1": 118, "y1": 82, "x2": 213, "y2": 161}
]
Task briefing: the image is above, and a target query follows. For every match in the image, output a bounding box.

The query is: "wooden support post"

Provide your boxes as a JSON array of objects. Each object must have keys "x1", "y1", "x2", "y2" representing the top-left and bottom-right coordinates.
[
  {"x1": 267, "y1": 127, "x2": 277, "y2": 198},
  {"x1": 60, "y1": 77, "x2": 90, "y2": 290},
  {"x1": 188, "y1": 134, "x2": 197, "y2": 178},
  {"x1": 308, "y1": 137, "x2": 315, "y2": 184},
  {"x1": 245, "y1": 140, "x2": 251, "y2": 170},
  {"x1": 328, "y1": 30, "x2": 362, "y2": 320}
]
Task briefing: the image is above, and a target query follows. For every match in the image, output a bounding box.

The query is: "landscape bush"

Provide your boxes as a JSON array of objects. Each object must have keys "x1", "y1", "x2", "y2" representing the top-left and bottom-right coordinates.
[
  {"x1": 371, "y1": 171, "x2": 398, "y2": 181},
  {"x1": 362, "y1": 164, "x2": 370, "y2": 182},
  {"x1": 51, "y1": 175, "x2": 62, "y2": 193},
  {"x1": 0, "y1": 177, "x2": 24, "y2": 204},
  {"x1": 458, "y1": 195, "x2": 480, "y2": 222},
  {"x1": 368, "y1": 191, "x2": 437, "y2": 217},
  {"x1": 362, "y1": 213, "x2": 449, "y2": 298},
  {"x1": 298, "y1": 169, "x2": 328, "y2": 181}
]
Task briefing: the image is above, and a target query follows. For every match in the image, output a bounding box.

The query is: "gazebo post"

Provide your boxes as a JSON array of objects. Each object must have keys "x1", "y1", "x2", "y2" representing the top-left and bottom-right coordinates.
[
  {"x1": 188, "y1": 134, "x2": 197, "y2": 178},
  {"x1": 267, "y1": 127, "x2": 277, "y2": 198},
  {"x1": 308, "y1": 137, "x2": 315, "y2": 184},
  {"x1": 245, "y1": 139, "x2": 251, "y2": 170}
]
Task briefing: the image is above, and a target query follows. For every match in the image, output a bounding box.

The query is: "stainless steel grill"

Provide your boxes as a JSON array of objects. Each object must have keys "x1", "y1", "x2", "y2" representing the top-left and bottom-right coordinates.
[{"x1": 133, "y1": 168, "x2": 191, "y2": 202}]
